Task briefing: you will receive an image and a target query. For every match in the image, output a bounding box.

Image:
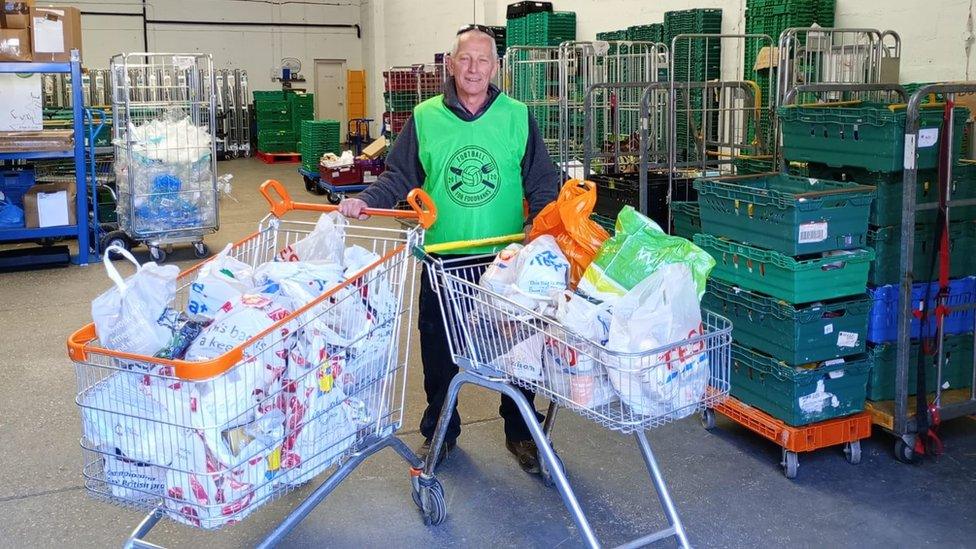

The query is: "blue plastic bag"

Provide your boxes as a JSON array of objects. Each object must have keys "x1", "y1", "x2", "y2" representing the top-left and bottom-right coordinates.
[{"x1": 0, "y1": 198, "x2": 25, "y2": 228}]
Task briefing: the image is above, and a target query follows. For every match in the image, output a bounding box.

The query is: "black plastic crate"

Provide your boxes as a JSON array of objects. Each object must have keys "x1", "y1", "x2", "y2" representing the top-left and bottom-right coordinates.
[
  {"x1": 507, "y1": 1, "x2": 552, "y2": 19},
  {"x1": 590, "y1": 172, "x2": 697, "y2": 230}
]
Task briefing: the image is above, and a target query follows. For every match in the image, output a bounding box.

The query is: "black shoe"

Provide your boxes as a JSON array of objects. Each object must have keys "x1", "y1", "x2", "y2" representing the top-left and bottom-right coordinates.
[
  {"x1": 506, "y1": 439, "x2": 541, "y2": 475},
  {"x1": 418, "y1": 438, "x2": 456, "y2": 467}
]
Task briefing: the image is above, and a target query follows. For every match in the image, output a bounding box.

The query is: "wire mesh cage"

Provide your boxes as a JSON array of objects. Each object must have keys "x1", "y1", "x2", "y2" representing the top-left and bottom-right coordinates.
[{"x1": 110, "y1": 53, "x2": 220, "y2": 245}]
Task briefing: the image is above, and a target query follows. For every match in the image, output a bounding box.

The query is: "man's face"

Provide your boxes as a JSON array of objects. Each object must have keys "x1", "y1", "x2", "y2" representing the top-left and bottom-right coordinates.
[{"x1": 448, "y1": 31, "x2": 498, "y2": 97}]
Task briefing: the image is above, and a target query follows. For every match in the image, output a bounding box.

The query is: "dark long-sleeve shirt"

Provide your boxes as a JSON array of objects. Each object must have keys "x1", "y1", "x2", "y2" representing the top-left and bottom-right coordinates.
[{"x1": 358, "y1": 77, "x2": 560, "y2": 224}]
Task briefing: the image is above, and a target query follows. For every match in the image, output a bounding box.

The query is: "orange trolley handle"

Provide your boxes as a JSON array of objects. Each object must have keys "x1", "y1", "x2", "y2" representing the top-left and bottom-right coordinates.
[
  {"x1": 68, "y1": 180, "x2": 438, "y2": 381},
  {"x1": 259, "y1": 179, "x2": 437, "y2": 229}
]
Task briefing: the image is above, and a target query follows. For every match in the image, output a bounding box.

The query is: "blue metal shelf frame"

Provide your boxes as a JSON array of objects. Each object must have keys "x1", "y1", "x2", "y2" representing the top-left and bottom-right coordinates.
[{"x1": 0, "y1": 52, "x2": 92, "y2": 265}]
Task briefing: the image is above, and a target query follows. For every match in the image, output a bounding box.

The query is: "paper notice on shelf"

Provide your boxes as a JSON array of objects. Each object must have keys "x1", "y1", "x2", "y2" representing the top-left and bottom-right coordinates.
[
  {"x1": 798, "y1": 221, "x2": 828, "y2": 243},
  {"x1": 37, "y1": 190, "x2": 69, "y2": 227},
  {"x1": 32, "y1": 17, "x2": 65, "y2": 53},
  {"x1": 0, "y1": 74, "x2": 43, "y2": 131},
  {"x1": 837, "y1": 331, "x2": 859, "y2": 348},
  {"x1": 918, "y1": 128, "x2": 939, "y2": 148}
]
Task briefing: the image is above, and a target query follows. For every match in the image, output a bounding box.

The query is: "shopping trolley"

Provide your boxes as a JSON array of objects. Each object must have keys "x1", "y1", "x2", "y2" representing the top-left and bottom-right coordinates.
[
  {"x1": 414, "y1": 235, "x2": 733, "y2": 548},
  {"x1": 67, "y1": 180, "x2": 436, "y2": 547}
]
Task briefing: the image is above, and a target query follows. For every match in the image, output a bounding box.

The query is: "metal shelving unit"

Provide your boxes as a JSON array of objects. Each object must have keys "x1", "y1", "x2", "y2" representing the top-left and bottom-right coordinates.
[{"x1": 0, "y1": 51, "x2": 91, "y2": 265}]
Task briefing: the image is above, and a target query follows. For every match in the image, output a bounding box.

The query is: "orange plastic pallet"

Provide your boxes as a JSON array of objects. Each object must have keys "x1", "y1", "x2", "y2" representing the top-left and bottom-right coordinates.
[
  {"x1": 713, "y1": 397, "x2": 872, "y2": 453},
  {"x1": 256, "y1": 151, "x2": 301, "y2": 164}
]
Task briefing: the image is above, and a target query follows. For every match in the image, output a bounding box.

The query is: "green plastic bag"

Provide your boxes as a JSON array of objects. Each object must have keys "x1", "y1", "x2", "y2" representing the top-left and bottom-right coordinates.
[{"x1": 578, "y1": 206, "x2": 715, "y2": 301}]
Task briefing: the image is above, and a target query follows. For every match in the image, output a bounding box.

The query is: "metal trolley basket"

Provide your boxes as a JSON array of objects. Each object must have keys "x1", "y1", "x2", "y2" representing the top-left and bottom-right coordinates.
[
  {"x1": 415, "y1": 244, "x2": 733, "y2": 548},
  {"x1": 67, "y1": 180, "x2": 436, "y2": 547}
]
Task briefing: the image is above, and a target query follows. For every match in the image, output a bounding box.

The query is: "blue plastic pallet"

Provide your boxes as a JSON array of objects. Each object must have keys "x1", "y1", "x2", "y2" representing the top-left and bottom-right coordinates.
[{"x1": 867, "y1": 277, "x2": 976, "y2": 343}]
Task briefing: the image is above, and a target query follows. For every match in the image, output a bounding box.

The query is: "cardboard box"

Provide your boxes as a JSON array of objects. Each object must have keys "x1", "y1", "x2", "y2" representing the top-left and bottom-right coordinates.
[
  {"x1": 29, "y1": 5, "x2": 81, "y2": 63},
  {"x1": 23, "y1": 180, "x2": 75, "y2": 228},
  {"x1": 361, "y1": 136, "x2": 388, "y2": 159},
  {"x1": 0, "y1": 27, "x2": 30, "y2": 61},
  {"x1": 1, "y1": 1, "x2": 33, "y2": 29}
]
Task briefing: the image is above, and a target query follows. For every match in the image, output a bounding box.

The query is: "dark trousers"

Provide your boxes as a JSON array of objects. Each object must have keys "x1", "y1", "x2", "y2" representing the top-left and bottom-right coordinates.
[{"x1": 417, "y1": 259, "x2": 540, "y2": 445}]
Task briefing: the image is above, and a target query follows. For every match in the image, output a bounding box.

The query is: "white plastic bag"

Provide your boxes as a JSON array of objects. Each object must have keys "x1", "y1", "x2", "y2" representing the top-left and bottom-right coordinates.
[
  {"x1": 604, "y1": 264, "x2": 709, "y2": 417},
  {"x1": 277, "y1": 212, "x2": 347, "y2": 264},
  {"x1": 103, "y1": 452, "x2": 166, "y2": 501},
  {"x1": 494, "y1": 333, "x2": 546, "y2": 382},
  {"x1": 479, "y1": 243, "x2": 523, "y2": 294},
  {"x1": 187, "y1": 243, "x2": 255, "y2": 321},
  {"x1": 513, "y1": 234, "x2": 570, "y2": 302},
  {"x1": 91, "y1": 246, "x2": 180, "y2": 356}
]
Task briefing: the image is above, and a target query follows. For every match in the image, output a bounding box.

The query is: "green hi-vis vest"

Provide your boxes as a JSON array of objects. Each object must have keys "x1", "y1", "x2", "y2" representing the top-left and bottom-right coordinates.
[{"x1": 414, "y1": 92, "x2": 528, "y2": 253}]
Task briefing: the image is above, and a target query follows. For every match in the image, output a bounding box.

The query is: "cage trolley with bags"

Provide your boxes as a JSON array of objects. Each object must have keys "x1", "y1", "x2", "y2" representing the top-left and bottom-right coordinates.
[
  {"x1": 412, "y1": 232, "x2": 734, "y2": 548},
  {"x1": 109, "y1": 52, "x2": 222, "y2": 263},
  {"x1": 67, "y1": 180, "x2": 437, "y2": 547}
]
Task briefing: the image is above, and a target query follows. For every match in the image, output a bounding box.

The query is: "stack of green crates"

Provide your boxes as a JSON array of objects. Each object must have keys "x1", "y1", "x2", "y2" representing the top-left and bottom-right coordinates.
[
  {"x1": 254, "y1": 90, "x2": 295, "y2": 153},
  {"x1": 776, "y1": 103, "x2": 976, "y2": 405},
  {"x1": 300, "y1": 120, "x2": 341, "y2": 173},
  {"x1": 288, "y1": 92, "x2": 315, "y2": 135},
  {"x1": 626, "y1": 23, "x2": 664, "y2": 43},
  {"x1": 691, "y1": 172, "x2": 876, "y2": 426},
  {"x1": 664, "y1": 9, "x2": 722, "y2": 162},
  {"x1": 743, "y1": 0, "x2": 836, "y2": 146},
  {"x1": 506, "y1": 15, "x2": 527, "y2": 48},
  {"x1": 524, "y1": 11, "x2": 576, "y2": 46}
]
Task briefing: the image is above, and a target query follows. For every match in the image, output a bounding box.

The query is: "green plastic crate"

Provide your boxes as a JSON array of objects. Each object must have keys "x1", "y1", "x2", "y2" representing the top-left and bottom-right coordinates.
[
  {"x1": 694, "y1": 234, "x2": 874, "y2": 303},
  {"x1": 779, "y1": 102, "x2": 969, "y2": 173},
  {"x1": 671, "y1": 201, "x2": 701, "y2": 239},
  {"x1": 866, "y1": 222, "x2": 976, "y2": 286},
  {"x1": 257, "y1": 119, "x2": 292, "y2": 132},
  {"x1": 258, "y1": 129, "x2": 297, "y2": 142},
  {"x1": 731, "y1": 344, "x2": 871, "y2": 426},
  {"x1": 255, "y1": 100, "x2": 289, "y2": 114},
  {"x1": 704, "y1": 280, "x2": 871, "y2": 364},
  {"x1": 866, "y1": 335, "x2": 975, "y2": 401},
  {"x1": 255, "y1": 110, "x2": 291, "y2": 124},
  {"x1": 695, "y1": 173, "x2": 875, "y2": 256},
  {"x1": 253, "y1": 90, "x2": 285, "y2": 102},
  {"x1": 732, "y1": 155, "x2": 776, "y2": 175},
  {"x1": 806, "y1": 164, "x2": 976, "y2": 226}
]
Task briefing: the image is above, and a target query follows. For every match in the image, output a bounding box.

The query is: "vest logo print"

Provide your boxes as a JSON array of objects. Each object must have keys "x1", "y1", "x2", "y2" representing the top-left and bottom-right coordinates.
[{"x1": 446, "y1": 146, "x2": 500, "y2": 207}]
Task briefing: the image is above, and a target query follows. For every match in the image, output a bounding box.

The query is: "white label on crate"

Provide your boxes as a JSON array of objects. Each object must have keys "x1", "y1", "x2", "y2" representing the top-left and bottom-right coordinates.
[
  {"x1": 798, "y1": 380, "x2": 839, "y2": 413},
  {"x1": 825, "y1": 358, "x2": 846, "y2": 367},
  {"x1": 904, "y1": 134, "x2": 917, "y2": 170},
  {"x1": 798, "y1": 221, "x2": 828, "y2": 243},
  {"x1": 332, "y1": 171, "x2": 340, "y2": 178},
  {"x1": 363, "y1": 173, "x2": 378, "y2": 183},
  {"x1": 828, "y1": 369, "x2": 846, "y2": 379},
  {"x1": 824, "y1": 323, "x2": 834, "y2": 335},
  {"x1": 837, "y1": 331, "x2": 859, "y2": 348},
  {"x1": 918, "y1": 128, "x2": 939, "y2": 148}
]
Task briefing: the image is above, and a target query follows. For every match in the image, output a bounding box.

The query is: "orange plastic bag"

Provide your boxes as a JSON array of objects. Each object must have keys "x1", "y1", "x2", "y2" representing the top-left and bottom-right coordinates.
[{"x1": 529, "y1": 179, "x2": 610, "y2": 286}]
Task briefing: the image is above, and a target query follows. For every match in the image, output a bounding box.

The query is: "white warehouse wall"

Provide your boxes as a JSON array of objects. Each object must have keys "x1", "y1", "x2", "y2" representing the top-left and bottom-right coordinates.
[{"x1": 66, "y1": 0, "x2": 363, "y2": 92}]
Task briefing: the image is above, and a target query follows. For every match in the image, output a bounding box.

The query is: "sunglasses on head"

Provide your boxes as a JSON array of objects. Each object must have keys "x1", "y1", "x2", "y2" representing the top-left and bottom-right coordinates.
[{"x1": 456, "y1": 24, "x2": 497, "y2": 39}]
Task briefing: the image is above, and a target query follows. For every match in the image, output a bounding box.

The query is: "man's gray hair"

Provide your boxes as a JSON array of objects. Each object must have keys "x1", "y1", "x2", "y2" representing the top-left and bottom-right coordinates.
[{"x1": 450, "y1": 28, "x2": 496, "y2": 57}]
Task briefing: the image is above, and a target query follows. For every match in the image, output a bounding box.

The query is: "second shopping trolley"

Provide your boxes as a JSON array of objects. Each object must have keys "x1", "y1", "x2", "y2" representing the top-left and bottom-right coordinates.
[{"x1": 414, "y1": 241, "x2": 733, "y2": 548}]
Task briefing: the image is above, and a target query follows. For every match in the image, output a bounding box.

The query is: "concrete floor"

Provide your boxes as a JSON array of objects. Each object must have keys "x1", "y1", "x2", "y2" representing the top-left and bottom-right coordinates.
[{"x1": 2, "y1": 157, "x2": 975, "y2": 548}]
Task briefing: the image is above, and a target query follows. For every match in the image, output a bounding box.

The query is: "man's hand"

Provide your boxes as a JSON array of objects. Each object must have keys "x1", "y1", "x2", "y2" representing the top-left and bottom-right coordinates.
[{"x1": 338, "y1": 198, "x2": 370, "y2": 220}]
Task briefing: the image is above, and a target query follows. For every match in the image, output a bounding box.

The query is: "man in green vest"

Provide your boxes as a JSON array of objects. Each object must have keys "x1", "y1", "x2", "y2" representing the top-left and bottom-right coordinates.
[{"x1": 340, "y1": 25, "x2": 559, "y2": 474}]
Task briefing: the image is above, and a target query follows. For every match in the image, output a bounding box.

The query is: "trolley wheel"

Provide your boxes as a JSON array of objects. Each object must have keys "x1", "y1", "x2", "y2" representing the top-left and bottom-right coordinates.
[
  {"x1": 894, "y1": 438, "x2": 920, "y2": 465},
  {"x1": 149, "y1": 246, "x2": 167, "y2": 263},
  {"x1": 327, "y1": 191, "x2": 342, "y2": 205},
  {"x1": 700, "y1": 408, "x2": 716, "y2": 431},
  {"x1": 844, "y1": 441, "x2": 862, "y2": 465},
  {"x1": 304, "y1": 175, "x2": 325, "y2": 196},
  {"x1": 412, "y1": 477, "x2": 446, "y2": 526},
  {"x1": 541, "y1": 451, "x2": 566, "y2": 488},
  {"x1": 193, "y1": 241, "x2": 210, "y2": 259},
  {"x1": 781, "y1": 450, "x2": 799, "y2": 479},
  {"x1": 100, "y1": 230, "x2": 133, "y2": 259}
]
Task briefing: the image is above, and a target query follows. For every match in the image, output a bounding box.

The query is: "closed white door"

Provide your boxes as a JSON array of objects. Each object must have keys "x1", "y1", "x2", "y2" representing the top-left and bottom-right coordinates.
[{"x1": 315, "y1": 60, "x2": 346, "y2": 125}]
